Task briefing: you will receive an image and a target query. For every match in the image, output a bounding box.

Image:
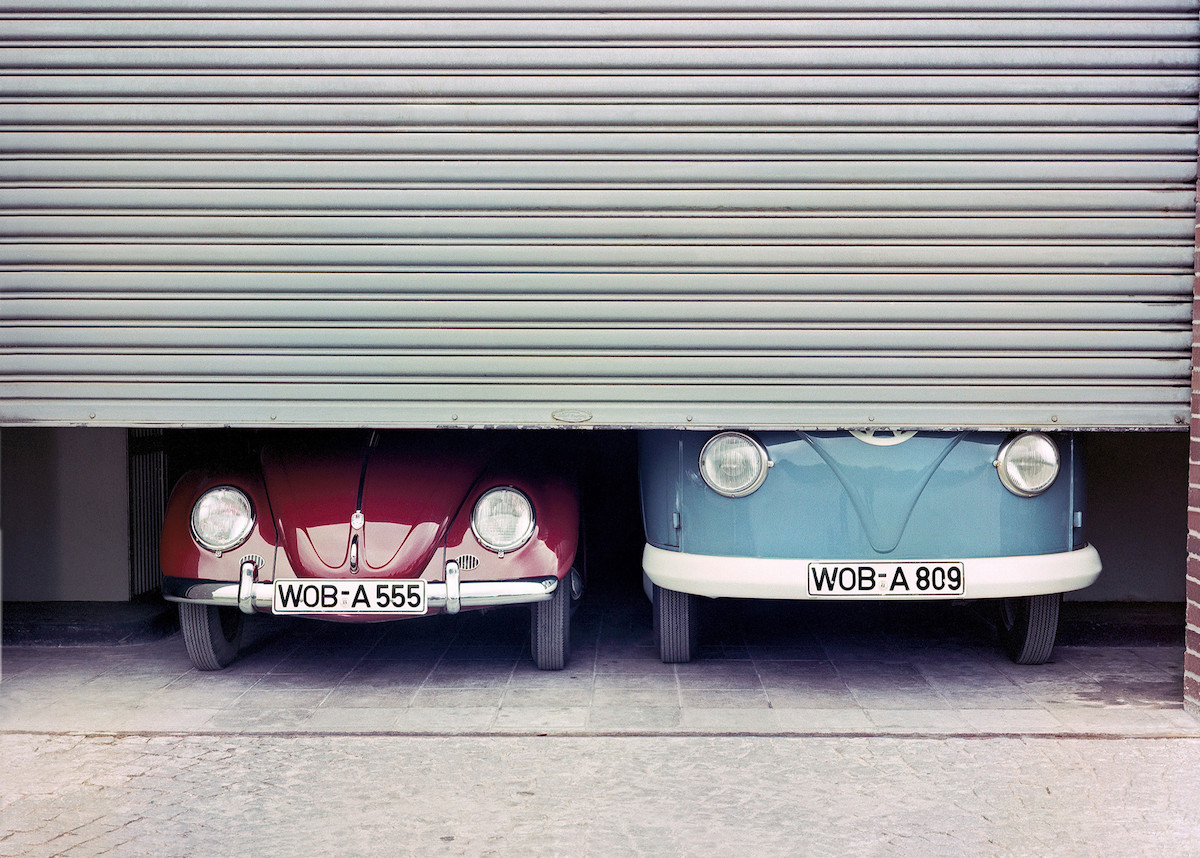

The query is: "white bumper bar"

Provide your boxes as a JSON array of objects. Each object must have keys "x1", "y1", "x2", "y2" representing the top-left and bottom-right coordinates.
[{"x1": 643, "y1": 544, "x2": 1102, "y2": 600}]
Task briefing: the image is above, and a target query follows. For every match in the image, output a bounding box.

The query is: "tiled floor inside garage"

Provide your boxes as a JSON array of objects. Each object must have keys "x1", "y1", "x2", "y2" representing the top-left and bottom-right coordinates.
[{"x1": 1, "y1": 585, "x2": 1195, "y2": 737}]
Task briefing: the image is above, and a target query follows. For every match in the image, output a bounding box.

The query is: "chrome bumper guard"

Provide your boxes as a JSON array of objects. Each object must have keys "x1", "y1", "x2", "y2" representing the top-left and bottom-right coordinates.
[{"x1": 163, "y1": 560, "x2": 558, "y2": 616}]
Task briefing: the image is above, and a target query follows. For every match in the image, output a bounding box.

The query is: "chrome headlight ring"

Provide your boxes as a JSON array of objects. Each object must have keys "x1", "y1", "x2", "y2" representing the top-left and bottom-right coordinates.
[
  {"x1": 995, "y1": 432, "x2": 1061, "y2": 497},
  {"x1": 190, "y1": 486, "x2": 256, "y2": 553},
  {"x1": 470, "y1": 486, "x2": 536, "y2": 554},
  {"x1": 699, "y1": 432, "x2": 771, "y2": 498}
]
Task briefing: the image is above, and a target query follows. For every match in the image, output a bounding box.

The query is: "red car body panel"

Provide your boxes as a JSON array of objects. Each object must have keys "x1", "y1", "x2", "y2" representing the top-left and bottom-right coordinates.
[
  {"x1": 262, "y1": 441, "x2": 360, "y2": 572},
  {"x1": 358, "y1": 434, "x2": 489, "y2": 573},
  {"x1": 160, "y1": 431, "x2": 579, "y2": 621},
  {"x1": 261, "y1": 432, "x2": 492, "y2": 579},
  {"x1": 160, "y1": 468, "x2": 278, "y2": 582}
]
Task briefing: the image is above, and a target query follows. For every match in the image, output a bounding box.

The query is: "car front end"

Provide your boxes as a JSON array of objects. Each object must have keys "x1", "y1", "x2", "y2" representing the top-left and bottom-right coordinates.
[{"x1": 162, "y1": 430, "x2": 580, "y2": 670}]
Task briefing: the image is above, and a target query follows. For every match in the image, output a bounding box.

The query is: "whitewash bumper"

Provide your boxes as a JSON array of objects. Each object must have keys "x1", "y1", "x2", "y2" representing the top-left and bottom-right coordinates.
[{"x1": 642, "y1": 544, "x2": 1102, "y2": 601}]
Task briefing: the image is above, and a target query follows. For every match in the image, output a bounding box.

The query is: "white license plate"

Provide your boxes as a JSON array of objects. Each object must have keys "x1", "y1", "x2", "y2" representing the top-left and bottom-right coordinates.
[
  {"x1": 273, "y1": 579, "x2": 426, "y2": 615},
  {"x1": 807, "y1": 562, "x2": 965, "y2": 597}
]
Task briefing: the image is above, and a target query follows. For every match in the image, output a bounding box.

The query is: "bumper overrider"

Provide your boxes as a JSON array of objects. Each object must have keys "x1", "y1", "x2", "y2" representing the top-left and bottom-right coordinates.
[{"x1": 164, "y1": 558, "x2": 559, "y2": 616}]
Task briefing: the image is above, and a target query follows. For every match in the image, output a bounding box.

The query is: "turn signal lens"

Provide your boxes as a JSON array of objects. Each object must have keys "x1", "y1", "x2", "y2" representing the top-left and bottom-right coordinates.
[
  {"x1": 190, "y1": 486, "x2": 255, "y2": 552},
  {"x1": 699, "y1": 432, "x2": 770, "y2": 498},
  {"x1": 996, "y1": 432, "x2": 1060, "y2": 497},
  {"x1": 471, "y1": 487, "x2": 536, "y2": 553}
]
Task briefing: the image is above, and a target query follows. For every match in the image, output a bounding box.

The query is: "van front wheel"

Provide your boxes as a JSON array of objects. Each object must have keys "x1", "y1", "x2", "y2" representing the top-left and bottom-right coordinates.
[
  {"x1": 653, "y1": 584, "x2": 698, "y2": 664},
  {"x1": 998, "y1": 593, "x2": 1061, "y2": 665}
]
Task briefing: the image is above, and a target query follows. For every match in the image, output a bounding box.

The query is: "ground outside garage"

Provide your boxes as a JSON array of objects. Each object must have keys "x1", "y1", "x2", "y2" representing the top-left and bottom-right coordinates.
[{"x1": 1, "y1": 588, "x2": 1198, "y2": 856}]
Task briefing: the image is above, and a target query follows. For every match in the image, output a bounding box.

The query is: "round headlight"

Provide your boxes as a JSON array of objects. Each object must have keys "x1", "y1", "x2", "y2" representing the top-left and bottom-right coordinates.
[
  {"x1": 471, "y1": 487, "x2": 536, "y2": 554},
  {"x1": 190, "y1": 486, "x2": 255, "y2": 553},
  {"x1": 996, "y1": 432, "x2": 1060, "y2": 497},
  {"x1": 699, "y1": 432, "x2": 770, "y2": 498}
]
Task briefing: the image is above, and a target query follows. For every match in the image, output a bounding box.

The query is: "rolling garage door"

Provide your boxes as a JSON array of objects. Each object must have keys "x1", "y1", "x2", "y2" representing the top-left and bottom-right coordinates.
[{"x1": 0, "y1": 1, "x2": 1197, "y2": 429}]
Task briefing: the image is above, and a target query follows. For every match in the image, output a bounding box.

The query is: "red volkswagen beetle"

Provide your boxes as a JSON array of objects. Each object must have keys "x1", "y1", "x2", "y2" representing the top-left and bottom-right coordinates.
[{"x1": 161, "y1": 431, "x2": 581, "y2": 670}]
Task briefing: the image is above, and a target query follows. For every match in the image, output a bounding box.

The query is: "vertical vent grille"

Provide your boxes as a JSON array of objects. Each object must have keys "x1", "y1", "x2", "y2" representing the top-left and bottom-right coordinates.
[{"x1": 128, "y1": 429, "x2": 167, "y2": 597}]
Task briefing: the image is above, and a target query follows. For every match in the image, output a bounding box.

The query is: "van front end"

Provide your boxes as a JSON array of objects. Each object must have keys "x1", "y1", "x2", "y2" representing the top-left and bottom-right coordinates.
[{"x1": 638, "y1": 430, "x2": 1101, "y2": 664}]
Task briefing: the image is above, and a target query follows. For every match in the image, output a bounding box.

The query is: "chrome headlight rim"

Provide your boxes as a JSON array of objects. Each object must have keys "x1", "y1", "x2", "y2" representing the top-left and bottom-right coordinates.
[
  {"x1": 470, "y1": 486, "x2": 537, "y2": 554},
  {"x1": 995, "y1": 432, "x2": 1061, "y2": 498},
  {"x1": 698, "y1": 431, "x2": 771, "y2": 498},
  {"x1": 190, "y1": 485, "x2": 256, "y2": 553}
]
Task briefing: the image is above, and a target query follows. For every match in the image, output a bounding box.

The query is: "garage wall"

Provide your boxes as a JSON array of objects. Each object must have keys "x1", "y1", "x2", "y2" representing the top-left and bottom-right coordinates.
[{"x1": 0, "y1": 428, "x2": 130, "y2": 601}]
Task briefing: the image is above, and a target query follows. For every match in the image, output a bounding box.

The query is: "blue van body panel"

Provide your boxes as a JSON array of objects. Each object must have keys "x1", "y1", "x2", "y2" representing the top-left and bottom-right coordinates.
[{"x1": 639, "y1": 430, "x2": 1083, "y2": 561}]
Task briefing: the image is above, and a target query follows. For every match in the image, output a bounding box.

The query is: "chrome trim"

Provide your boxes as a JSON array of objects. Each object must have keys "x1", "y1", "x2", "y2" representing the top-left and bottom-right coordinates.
[
  {"x1": 163, "y1": 574, "x2": 560, "y2": 613},
  {"x1": 238, "y1": 558, "x2": 258, "y2": 615},
  {"x1": 349, "y1": 536, "x2": 359, "y2": 573},
  {"x1": 189, "y1": 486, "x2": 255, "y2": 553},
  {"x1": 165, "y1": 578, "x2": 275, "y2": 611},
  {"x1": 444, "y1": 560, "x2": 461, "y2": 615},
  {"x1": 470, "y1": 486, "x2": 536, "y2": 553},
  {"x1": 995, "y1": 431, "x2": 1060, "y2": 497},
  {"x1": 698, "y1": 432, "x2": 770, "y2": 498},
  {"x1": 426, "y1": 576, "x2": 558, "y2": 609}
]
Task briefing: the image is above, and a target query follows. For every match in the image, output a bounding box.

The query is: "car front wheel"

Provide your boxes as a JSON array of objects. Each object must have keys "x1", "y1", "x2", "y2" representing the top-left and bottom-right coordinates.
[
  {"x1": 531, "y1": 574, "x2": 571, "y2": 670},
  {"x1": 654, "y1": 584, "x2": 698, "y2": 663},
  {"x1": 997, "y1": 593, "x2": 1061, "y2": 665},
  {"x1": 179, "y1": 602, "x2": 243, "y2": 670}
]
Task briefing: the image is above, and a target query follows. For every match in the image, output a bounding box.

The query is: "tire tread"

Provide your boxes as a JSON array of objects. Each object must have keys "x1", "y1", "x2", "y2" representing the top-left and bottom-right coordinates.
[
  {"x1": 531, "y1": 579, "x2": 570, "y2": 670},
  {"x1": 1000, "y1": 593, "x2": 1061, "y2": 665},
  {"x1": 655, "y1": 585, "x2": 697, "y2": 664},
  {"x1": 179, "y1": 602, "x2": 242, "y2": 671}
]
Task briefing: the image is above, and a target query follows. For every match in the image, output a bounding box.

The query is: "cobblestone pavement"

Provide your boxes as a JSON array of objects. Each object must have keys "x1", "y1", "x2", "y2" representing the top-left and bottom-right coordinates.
[
  {"x1": 2, "y1": 592, "x2": 1198, "y2": 855},
  {"x1": 2, "y1": 733, "x2": 1199, "y2": 857}
]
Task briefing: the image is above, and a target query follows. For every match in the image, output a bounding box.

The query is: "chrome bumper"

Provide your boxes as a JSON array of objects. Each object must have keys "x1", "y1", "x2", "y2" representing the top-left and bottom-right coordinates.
[{"x1": 163, "y1": 564, "x2": 558, "y2": 616}]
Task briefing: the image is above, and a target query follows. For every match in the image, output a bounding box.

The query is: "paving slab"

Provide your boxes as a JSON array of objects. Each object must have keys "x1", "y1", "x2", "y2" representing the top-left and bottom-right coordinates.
[
  {"x1": 1, "y1": 593, "x2": 1196, "y2": 738},
  {"x1": 2, "y1": 588, "x2": 1199, "y2": 855}
]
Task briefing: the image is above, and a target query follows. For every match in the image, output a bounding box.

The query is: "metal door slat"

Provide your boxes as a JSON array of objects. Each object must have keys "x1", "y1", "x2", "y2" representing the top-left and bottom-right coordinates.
[{"x1": 1, "y1": 2, "x2": 1195, "y2": 429}]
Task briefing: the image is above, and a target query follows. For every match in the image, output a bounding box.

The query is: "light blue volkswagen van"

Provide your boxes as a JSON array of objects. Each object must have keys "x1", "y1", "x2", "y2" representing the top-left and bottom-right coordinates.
[{"x1": 639, "y1": 430, "x2": 1101, "y2": 664}]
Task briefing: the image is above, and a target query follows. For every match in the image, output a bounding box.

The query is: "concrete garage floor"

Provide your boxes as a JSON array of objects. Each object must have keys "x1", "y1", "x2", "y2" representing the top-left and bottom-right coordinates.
[
  {"x1": 0, "y1": 588, "x2": 1195, "y2": 737},
  {"x1": 3, "y1": 589, "x2": 1200, "y2": 857}
]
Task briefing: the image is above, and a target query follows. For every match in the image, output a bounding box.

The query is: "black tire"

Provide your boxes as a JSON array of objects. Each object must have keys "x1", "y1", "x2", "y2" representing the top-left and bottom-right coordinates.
[
  {"x1": 653, "y1": 584, "x2": 698, "y2": 664},
  {"x1": 531, "y1": 575, "x2": 571, "y2": 670},
  {"x1": 180, "y1": 603, "x2": 243, "y2": 670},
  {"x1": 998, "y1": 593, "x2": 1061, "y2": 665}
]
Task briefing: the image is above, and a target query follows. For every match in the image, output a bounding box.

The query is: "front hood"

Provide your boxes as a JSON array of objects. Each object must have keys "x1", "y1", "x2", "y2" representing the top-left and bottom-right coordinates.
[
  {"x1": 801, "y1": 431, "x2": 965, "y2": 553},
  {"x1": 261, "y1": 432, "x2": 491, "y2": 577}
]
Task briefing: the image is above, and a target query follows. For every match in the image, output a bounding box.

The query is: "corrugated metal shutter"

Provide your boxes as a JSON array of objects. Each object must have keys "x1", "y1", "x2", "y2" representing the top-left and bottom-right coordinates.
[{"x1": 1, "y1": 1, "x2": 1196, "y2": 430}]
